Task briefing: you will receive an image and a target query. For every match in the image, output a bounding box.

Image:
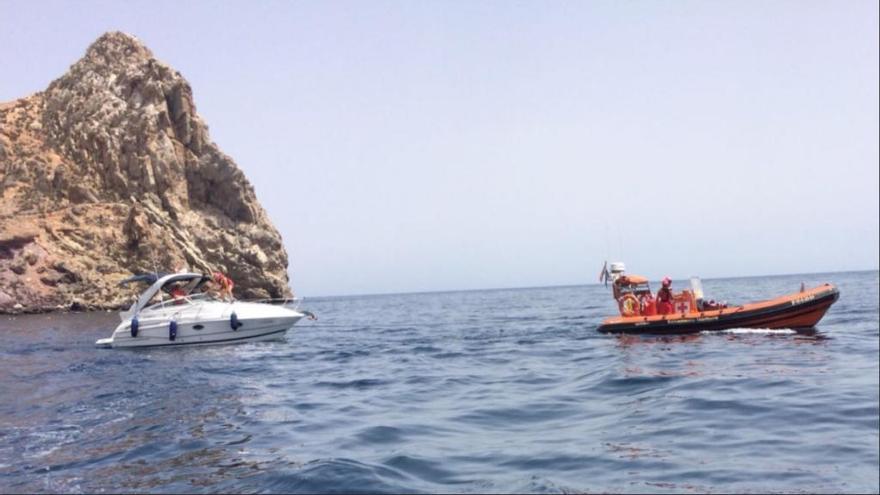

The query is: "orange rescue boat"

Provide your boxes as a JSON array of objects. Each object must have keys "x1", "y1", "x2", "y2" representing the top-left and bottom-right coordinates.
[{"x1": 596, "y1": 262, "x2": 839, "y2": 334}]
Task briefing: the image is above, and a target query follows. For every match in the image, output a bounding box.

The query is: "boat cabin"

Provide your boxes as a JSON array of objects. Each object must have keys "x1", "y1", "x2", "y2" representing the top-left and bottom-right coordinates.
[
  {"x1": 612, "y1": 274, "x2": 656, "y2": 317},
  {"x1": 603, "y1": 262, "x2": 708, "y2": 317},
  {"x1": 119, "y1": 273, "x2": 212, "y2": 319},
  {"x1": 611, "y1": 275, "x2": 713, "y2": 317},
  {"x1": 611, "y1": 274, "x2": 651, "y2": 299}
]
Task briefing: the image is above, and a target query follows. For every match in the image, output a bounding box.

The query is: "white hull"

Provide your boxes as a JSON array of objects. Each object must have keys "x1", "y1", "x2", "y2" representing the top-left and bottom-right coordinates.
[{"x1": 97, "y1": 298, "x2": 304, "y2": 349}]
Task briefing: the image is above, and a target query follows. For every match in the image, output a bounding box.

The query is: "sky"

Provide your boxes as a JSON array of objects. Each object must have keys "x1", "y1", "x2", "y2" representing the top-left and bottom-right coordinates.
[{"x1": 1, "y1": 0, "x2": 878, "y2": 296}]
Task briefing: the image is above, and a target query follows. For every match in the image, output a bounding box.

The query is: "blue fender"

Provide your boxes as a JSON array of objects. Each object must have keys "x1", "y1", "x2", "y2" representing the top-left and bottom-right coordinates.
[
  {"x1": 130, "y1": 317, "x2": 139, "y2": 338},
  {"x1": 169, "y1": 320, "x2": 178, "y2": 341},
  {"x1": 230, "y1": 312, "x2": 242, "y2": 330}
]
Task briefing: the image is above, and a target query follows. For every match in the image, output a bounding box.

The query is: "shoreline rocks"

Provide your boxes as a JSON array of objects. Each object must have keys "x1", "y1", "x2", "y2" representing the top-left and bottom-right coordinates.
[{"x1": 0, "y1": 32, "x2": 292, "y2": 314}]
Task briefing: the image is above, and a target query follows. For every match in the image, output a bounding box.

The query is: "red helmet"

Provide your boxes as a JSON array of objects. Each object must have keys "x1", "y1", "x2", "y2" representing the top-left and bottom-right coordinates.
[{"x1": 662, "y1": 276, "x2": 672, "y2": 287}]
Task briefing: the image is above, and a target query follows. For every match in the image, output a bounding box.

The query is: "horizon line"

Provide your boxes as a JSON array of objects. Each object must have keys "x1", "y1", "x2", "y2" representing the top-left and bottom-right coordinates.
[{"x1": 299, "y1": 267, "x2": 878, "y2": 300}]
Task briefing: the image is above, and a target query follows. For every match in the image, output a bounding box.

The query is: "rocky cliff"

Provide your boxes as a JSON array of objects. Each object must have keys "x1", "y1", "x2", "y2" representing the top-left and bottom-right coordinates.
[{"x1": 0, "y1": 32, "x2": 292, "y2": 313}]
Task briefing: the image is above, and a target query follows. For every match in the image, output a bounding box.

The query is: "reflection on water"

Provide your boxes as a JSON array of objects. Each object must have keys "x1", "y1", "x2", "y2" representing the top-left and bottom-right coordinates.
[
  {"x1": 0, "y1": 271, "x2": 877, "y2": 493},
  {"x1": 614, "y1": 329, "x2": 835, "y2": 382}
]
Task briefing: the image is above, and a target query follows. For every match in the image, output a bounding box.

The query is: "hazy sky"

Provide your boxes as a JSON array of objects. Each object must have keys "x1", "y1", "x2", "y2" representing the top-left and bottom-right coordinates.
[{"x1": 2, "y1": 0, "x2": 878, "y2": 296}]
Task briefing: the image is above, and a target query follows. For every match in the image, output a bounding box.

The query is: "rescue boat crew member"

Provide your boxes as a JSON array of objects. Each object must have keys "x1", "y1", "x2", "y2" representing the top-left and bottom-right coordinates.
[{"x1": 656, "y1": 276, "x2": 674, "y2": 315}]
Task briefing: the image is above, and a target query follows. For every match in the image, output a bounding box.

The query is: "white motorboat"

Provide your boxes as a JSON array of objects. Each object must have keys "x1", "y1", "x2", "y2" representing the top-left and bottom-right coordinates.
[{"x1": 95, "y1": 272, "x2": 306, "y2": 348}]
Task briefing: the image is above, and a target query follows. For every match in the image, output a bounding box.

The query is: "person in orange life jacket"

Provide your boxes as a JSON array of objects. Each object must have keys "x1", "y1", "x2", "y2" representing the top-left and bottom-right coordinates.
[{"x1": 656, "y1": 277, "x2": 674, "y2": 315}]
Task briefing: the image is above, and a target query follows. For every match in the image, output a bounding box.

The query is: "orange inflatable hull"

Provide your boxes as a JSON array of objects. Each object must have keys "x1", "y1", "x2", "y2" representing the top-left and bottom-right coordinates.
[{"x1": 597, "y1": 284, "x2": 839, "y2": 334}]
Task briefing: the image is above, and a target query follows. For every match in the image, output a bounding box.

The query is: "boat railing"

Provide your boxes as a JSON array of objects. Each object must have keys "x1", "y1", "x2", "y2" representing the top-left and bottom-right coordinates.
[
  {"x1": 239, "y1": 297, "x2": 302, "y2": 309},
  {"x1": 137, "y1": 295, "x2": 302, "y2": 314}
]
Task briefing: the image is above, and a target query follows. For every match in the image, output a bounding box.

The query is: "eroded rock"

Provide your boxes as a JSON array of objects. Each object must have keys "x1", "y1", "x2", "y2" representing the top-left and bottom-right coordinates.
[{"x1": 0, "y1": 32, "x2": 293, "y2": 313}]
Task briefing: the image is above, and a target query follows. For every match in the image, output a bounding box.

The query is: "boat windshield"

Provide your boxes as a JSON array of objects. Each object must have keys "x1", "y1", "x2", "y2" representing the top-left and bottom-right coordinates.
[
  {"x1": 141, "y1": 290, "x2": 220, "y2": 312},
  {"x1": 690, "y1": 277, "x2": 704, "y2": 300}
]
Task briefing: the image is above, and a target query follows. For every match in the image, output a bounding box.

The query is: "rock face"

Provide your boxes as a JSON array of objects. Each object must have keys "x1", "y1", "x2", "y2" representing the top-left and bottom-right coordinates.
[{"x1": 0, "y1": 32, "x2": 291, "y2": 313}]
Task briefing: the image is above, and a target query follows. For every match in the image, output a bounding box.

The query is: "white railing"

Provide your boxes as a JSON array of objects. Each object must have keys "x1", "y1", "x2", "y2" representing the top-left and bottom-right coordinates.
[
  {"x1": 135, "y1": 295, "x2": 303, "y2": 314},
  {"x1": 239, "y1": 297, "x2": 302, "y2": 309}
]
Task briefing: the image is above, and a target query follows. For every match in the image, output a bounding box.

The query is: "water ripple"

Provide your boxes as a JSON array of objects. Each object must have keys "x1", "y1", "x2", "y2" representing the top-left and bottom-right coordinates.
[{"x1": 0, "y1": 271, "x2": 877, "y2": 493}]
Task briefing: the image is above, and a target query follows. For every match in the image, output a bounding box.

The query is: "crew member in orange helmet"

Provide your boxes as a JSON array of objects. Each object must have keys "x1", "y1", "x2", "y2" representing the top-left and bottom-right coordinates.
[{"x1": 656, "y1": 276, "x2": 674, "y2": 315}]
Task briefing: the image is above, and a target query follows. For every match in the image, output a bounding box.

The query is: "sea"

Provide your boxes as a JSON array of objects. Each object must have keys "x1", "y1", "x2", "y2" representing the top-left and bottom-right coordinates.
[{"x1": 1, "y1": 271, "x2": 877, "y2": 494}]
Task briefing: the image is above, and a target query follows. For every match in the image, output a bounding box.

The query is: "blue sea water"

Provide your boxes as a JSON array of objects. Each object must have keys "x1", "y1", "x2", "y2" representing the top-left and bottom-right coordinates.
[{"x1": 0, "y1": 271, "x2": 877, "y2": 493}]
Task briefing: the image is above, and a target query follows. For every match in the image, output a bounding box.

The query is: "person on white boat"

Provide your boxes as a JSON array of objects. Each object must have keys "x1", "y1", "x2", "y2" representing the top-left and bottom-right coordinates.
[
  {"x1": 209, "y1": 271, "x2": 235, "y2": 301},
  {"x1": 169, "y1": 283, "x2": 187, "y2": 304}
]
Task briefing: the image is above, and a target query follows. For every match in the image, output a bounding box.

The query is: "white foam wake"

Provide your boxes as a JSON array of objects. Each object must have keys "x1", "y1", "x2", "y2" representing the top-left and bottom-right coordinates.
[{"x1": 701, "y1": 328, "x2": 797, "y2": 335}]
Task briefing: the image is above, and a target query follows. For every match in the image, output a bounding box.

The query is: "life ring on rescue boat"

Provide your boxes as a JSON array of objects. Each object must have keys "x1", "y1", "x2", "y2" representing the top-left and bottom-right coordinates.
[{"x1": 619, "y1": 294, "x2": 640, "y2": 317}]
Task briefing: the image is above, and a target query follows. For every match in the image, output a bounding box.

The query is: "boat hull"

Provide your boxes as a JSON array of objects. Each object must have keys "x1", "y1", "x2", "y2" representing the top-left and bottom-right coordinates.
[
  {"x1": 97, "y1": 300, "x2": 304, "y2": 348},
  {"x1": 597, "y1": 284, "x2": 839, "y2": 335}
]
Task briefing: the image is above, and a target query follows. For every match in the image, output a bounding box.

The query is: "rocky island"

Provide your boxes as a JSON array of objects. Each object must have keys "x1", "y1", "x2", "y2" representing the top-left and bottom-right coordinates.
[{"x1": 0, "y1": 32, "x2": 292, "y2": 313}]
